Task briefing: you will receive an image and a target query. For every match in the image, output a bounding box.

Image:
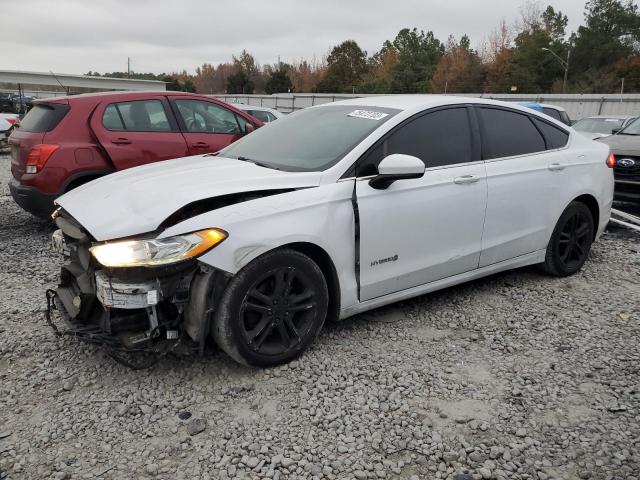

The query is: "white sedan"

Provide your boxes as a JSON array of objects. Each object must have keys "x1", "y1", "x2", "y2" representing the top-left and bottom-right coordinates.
[
  {"x1": 230, "y1": 103, "x2": 283, "y2": 123},
  {"x1": 51, "y1": 96, "x2": 613, "y2": 367},
  {"x1": 0, "y1": 113, "x2": 19, "y2": 148}
]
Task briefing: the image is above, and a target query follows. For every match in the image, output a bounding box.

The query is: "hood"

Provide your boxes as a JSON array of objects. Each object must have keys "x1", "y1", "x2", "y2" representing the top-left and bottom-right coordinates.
[
  {"x1": 56, "y1": 155, "x2": 322, "y2": 241},
  {"x1": 576, "y1": 131, "x2": 609, "y2": 141},
  {"x1": 597, "y1": 134, "x2": 640, "y2": 156}
]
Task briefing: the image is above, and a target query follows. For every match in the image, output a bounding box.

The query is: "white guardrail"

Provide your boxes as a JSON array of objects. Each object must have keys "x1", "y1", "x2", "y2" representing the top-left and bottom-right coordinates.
[
  {"x1": 2, "y1": 90, "x2": 639, "y2": 122},
  {"x1": 214, "y1": 93, "x2": 640, "y2": 121}
]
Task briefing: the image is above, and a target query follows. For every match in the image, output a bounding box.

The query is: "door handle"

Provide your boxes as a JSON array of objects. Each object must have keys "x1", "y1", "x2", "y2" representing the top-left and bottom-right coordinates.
[
  {"x1": 548, "y1": 163, "x2": 566, "y2": 171},
  {"x1": 453, "y1": 175, "x2": 480, "y2": 185},
  {"x1": 112, "y1": 138, "x2": 131, "y2": 145},
  {"x1": 191, "y1": 142, "x2": 210, "y2": 149}
]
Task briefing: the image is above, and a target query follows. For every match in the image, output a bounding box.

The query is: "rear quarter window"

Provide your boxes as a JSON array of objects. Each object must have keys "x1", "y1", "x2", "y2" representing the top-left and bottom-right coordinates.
[
  {"x1": 542, "y1": 107, "x2": 562, "y2": 122},
  {"x1": 18, "y1": 103, "x2": 70, "y2": 132},
  {"x1": 532, "y1": 118, "x2": 569, "y2": 149}
]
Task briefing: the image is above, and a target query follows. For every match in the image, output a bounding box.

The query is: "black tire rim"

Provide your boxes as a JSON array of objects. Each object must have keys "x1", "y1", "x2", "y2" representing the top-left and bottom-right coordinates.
[
  {"x1": 557, "y1": 211, "x2": 591, "y2": 270},
  {"x1": 239, "y1": 266, "x2": 317, "y2": 356}
]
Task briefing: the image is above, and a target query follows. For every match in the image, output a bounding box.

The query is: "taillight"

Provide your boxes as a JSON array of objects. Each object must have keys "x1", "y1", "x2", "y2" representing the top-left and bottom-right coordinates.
[
  {"x1": 606, "y1": 153, "x2": 616, "y2": 168},
  {"x1": 25, "y1": 144, "x2": 59, "y2": 174},
  {"x1": 5, "y1": 117, "x2": 16, "y2": 125}
]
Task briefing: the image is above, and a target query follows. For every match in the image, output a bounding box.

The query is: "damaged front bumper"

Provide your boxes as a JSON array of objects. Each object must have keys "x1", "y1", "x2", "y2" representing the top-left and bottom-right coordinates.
[{"x1": 47, "y1": 211, "x2": 226, "y2": 365}]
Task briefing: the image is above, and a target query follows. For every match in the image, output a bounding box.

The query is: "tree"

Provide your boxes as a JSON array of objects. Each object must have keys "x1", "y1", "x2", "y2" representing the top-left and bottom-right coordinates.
[
  {"x1": 482, "y1": 19, "x2": 514, "y2": 93},
  {"x1": 226, "y1": 71, "x2": 254, "y2": 94},
  {"x1": 571, "y1": 0, "x2": 640, "y2": 92},
  {"x1": 542, "y1": 5, "x2": 569, "y2": 40},
  {"x1": 265, "y1": 65, "x2": 293, "y2": 94},
  {"x1": 314, "y1": 40, "x2": 368, "y2": 93},
  {"x1": 288, "y1": 59, "x2": 327, "y2": 93},
  {"x1": 360, "y1": 44, "x2": 398, "y2": 93},
  {"x1": 509, "y1": 5, "x2": 568, "y2": 94},
  {"x1": 387, "y1": 28, "x2": 443, "y2": 93},
  {"x1": 233, "y1": 50, "x2": 263, "y2": 92},
  {"x1": 431, "y1": 35, "x2": 484, "y2": 93}
]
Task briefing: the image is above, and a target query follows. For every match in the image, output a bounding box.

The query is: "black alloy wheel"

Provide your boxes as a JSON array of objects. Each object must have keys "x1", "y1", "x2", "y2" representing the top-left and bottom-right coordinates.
[
  {"x1": 240, "y1": 266, "x2": 317, "y2": 356},
  {"x1": 213, "y1": 248, "x2": 328, "y2": 367},
  {"x1": 557, "y1": 211, "x2": 592, "y2": 270},
  {"x1": 542, "y1": 201, "x2": 594, "y2": 276}
]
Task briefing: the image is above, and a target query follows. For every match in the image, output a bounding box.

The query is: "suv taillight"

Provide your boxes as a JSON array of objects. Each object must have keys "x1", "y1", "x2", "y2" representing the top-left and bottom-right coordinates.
[
  {"x1": 606, "y1": 153, "x2": 616, "y2": 168},
  {"x1": 5, "y1": 117, "x2": 16, "y2": 125},
  {"x1": 25, "y1": 144, "x2": 59, "y2": 174}
]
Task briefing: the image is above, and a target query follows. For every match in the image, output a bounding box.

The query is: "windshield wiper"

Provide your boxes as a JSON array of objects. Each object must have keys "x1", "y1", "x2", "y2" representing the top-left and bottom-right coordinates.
[{"x1": 236, "y1": 156, "x2": 282, "y2": 171}]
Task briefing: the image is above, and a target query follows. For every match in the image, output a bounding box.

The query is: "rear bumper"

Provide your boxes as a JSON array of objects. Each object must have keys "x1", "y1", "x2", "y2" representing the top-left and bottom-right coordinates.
[
  {"x1": 9, "y1": 177, "x2": 59, "y2": 218},
  {"x1": 614, "y1": 179, "x2": 640, "y2": 204}
]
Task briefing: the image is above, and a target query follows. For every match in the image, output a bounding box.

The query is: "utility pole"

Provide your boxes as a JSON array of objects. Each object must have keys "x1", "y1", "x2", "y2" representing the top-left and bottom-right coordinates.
[
  {"x1": 542, "y1": 47, "x2": 570, "y2": 94},
  {"x1": 621, "y1": 78, "x2": 625, "y2": 95},
  {"x1": 127, "y1": 57, "x2": 131, "y2": 78}
]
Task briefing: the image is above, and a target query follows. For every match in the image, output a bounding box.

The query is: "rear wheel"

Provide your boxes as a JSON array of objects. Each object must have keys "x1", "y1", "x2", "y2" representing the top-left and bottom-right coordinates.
[
  {"x1": 212, "y1": 248, "x2": 328, "y2": 367},
  {"x1": 541, "y1": 201, "x2": 594, "y2": 277}
]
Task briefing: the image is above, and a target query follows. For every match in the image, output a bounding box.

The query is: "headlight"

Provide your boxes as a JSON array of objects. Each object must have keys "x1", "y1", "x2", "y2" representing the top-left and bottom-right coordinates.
[{"x1": 89, "y1": 229, "x2": 227, "y2": 267}]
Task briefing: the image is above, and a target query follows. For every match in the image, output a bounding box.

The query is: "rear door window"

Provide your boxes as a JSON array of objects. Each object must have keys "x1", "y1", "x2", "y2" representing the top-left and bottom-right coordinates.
[
  {"x1": 102, "y1": 100, "x2": 172, "y2": 132},
  {"x1": 18, "y1": 103, "x2": 69, "y2": 132},
  {"x1": 478, "y1": 108, "x2": 546, "y2": 159}
]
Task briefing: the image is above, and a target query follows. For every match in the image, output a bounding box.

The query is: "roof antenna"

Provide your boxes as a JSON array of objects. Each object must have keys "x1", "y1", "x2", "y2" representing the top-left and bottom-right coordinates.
[{"x1": 50, "y1": 70, "x2": 70, "y2": 96}]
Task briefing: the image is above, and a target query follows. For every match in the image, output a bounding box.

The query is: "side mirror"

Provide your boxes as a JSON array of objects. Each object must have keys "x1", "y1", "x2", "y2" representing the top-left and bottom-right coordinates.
[
  {"x1": 369, "y1": 154, "x2": 425, "y2": 190},
  {"x1": 611, "y1": 127, "x2": 622, "y2": 134},
  {"x1": 244, "y1": 123, "x2": 255, "y2": 134}
]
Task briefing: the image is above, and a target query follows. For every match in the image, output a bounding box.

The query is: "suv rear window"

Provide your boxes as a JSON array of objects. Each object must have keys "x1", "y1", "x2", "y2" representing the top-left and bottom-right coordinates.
[{"x1": 18, "y1": 103, "x2": 70, "y2": 132}]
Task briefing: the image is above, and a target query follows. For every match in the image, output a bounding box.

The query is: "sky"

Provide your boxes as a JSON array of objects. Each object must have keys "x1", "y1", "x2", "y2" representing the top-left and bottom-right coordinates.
[{"x1": 0, "y1": 0, "x2": 588, "y2": 75}]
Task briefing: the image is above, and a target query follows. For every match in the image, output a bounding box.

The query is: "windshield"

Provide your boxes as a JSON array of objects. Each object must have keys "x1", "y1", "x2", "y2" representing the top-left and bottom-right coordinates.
[
  {"x1": 573, "y1": 117, "x2": 624, "y2": 134},
  {"x1": 219, "y1": 105, "x2": 400, "y2": 171},
  {"x1": 619, "y1": 117, "x2": 640, "y2": 135}
]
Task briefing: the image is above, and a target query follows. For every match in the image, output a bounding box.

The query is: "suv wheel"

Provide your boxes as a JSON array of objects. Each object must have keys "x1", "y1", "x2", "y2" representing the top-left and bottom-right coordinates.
[{"x1": 212, "y1": 248, "x2": 328, "y2": 367}]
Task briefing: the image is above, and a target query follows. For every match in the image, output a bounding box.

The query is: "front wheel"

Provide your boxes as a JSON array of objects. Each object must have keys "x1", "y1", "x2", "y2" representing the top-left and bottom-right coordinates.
[
  {"x1": 212, "y1": 248, "x2": 328, "y2": 367},
  {"x1": 541, "y1": 201, "x2": 594, "y2": 277}
]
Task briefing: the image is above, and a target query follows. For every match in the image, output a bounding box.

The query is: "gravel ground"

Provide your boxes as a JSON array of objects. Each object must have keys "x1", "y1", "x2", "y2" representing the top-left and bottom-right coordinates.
[{"x1": 1, "y1": 153, "x2": 639, "y2": 480}]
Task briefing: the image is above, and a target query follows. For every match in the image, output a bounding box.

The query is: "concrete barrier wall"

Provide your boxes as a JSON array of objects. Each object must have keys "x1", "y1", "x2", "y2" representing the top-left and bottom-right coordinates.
[{"x1": 214, "y1": 93, "x2": 640, "y2": 121}]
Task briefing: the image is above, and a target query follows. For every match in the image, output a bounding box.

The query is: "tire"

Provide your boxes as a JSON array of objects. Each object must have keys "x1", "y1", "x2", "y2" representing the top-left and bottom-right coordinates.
[
  {"x1": 212, "y1": 248, "x2": 329, "y2": 367},
  {"x1": 541, "y1": 201, "x2": 594, "y2": 277}
]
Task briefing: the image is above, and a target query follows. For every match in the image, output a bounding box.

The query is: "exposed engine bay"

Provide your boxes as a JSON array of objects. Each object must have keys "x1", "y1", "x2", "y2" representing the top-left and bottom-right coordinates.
[{"x1": 46, "y1": 209, "x2": 228, "y2": 368}]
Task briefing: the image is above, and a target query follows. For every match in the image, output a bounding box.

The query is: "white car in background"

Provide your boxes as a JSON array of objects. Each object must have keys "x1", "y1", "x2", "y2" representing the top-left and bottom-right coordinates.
[
  {"x1": 573, "y1": 115, "x2": 637, "y2": 140},
  {"x1": 50, "y1": 96, "x2": 613, "y2": 367},
  {"x1": 231, "y1": 103, "x2": 283, "y2": 123},
  {"x1": 0, "y1": 113, "x2": 19, "y2": 149}
]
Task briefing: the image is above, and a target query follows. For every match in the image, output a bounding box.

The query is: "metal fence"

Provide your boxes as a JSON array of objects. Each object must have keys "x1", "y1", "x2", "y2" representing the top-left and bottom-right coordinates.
[
  {"x1": 4, "y1": 89, "x2": 638, "y2": 121},
  {"x1": 214, "y1": 93, "x2": 640, "y2": 121}
]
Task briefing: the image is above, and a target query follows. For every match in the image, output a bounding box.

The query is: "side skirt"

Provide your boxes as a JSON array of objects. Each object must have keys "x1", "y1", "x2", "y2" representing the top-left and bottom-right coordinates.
[{"x1": 339, "y1": 249, "x2": 546, "y2": 319}]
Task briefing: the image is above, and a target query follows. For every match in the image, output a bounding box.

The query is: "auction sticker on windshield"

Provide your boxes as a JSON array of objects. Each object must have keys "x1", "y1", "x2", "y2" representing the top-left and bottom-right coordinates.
[{"x1": 347, "y1": 110, "x2": 389, "y2": 121}]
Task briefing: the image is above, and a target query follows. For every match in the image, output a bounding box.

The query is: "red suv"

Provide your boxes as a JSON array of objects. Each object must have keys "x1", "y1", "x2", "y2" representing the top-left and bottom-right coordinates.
[{"x1": 9, "y1": 91, "x2": 263, "y2": 217}]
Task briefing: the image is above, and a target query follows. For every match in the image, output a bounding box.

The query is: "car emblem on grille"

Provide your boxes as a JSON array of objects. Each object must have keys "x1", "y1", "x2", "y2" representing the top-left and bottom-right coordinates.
[{"x1": 617, "y1": 158, "x2": 636, "y2": 167}]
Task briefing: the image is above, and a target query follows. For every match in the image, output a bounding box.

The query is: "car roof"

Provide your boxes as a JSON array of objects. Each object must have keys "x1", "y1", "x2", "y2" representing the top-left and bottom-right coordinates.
[
  {"x1": 231, "y1": 103, "x2": 271, "y2": 111},
  {"x1": 577, "y1": 115, "x2": 635, "y2": 120},
  {"x1": 35, "y1": 90, "x2": 208, "y2": 105},
  {"x1": 538, "y1": 103, "x2": 566, "y2": 112},
  {"x1": 328, "y1": 95, "x2": 556, "y2": 117}
]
